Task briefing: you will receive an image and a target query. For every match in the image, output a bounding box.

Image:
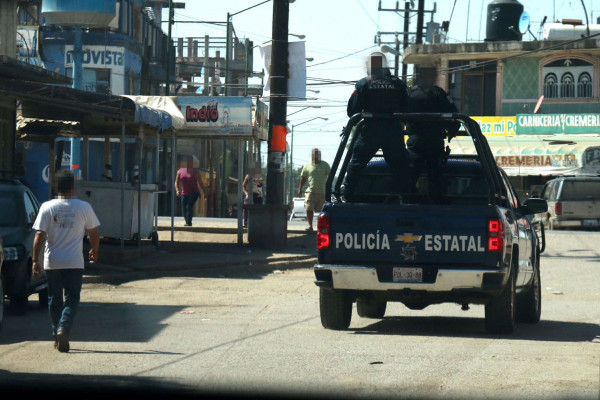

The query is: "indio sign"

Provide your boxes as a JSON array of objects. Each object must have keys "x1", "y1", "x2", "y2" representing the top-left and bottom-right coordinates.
[{"x1": 517, "y1": 113, "x2": 600, "y2": 134}]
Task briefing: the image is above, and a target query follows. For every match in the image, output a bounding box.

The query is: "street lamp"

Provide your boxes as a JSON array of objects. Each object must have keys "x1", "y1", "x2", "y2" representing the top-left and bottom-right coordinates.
[
  {"x1": 288, "y1": 116, "x2": 328, "y2": 202},
  {"x1": 305, "y1": 57, "x2": 314, "y2": 62},
  {"x1": 287, "y1": 105, "x2": 321, "y2": 116},
  {"x1": 380, "y1": 43, "x2": 401, "y2": 77},
  {"x1": 289, "y1": 33, "x2": 305, "y2": 39},
  {"x1": 380, "y1": 44, "x2": 400, "y2": 55}
]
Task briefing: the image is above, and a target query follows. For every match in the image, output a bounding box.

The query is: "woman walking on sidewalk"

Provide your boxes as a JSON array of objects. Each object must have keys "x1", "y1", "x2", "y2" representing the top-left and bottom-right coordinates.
[{"x1": 175, "y1": 156, "x2": 206, "y2": 226}]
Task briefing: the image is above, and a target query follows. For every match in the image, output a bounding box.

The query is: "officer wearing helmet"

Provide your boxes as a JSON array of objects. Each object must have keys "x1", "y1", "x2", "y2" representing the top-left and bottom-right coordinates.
[
  {"x1": 341, "y1": 51, "x2": 411, "y2": 201},
  {"x1": 406, "y1": 66, "x2": 459, "y2": 203}
]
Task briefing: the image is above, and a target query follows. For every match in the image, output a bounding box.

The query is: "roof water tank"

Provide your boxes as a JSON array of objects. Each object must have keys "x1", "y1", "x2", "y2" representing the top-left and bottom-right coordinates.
[
  {"x1": 543, "y1": 23, "x2": 600, "y2": 40},
  {"x1": 41, "y1": 0, "x2": 116, "y2": 28},
  {"x1": 485, "y1": 0, "x2": 524, "y2": 41}
]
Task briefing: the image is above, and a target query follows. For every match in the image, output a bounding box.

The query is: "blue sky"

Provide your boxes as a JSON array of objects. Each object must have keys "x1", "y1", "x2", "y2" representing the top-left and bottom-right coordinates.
[{"x1": 164, "y1": 0, "x2": 598, "y2": 166}]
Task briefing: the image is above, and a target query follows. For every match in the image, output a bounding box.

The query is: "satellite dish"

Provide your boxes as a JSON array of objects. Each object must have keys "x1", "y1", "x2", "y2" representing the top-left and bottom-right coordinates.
[{"x1": 519, "y1": 11, "x2": 531, "y2": 34}]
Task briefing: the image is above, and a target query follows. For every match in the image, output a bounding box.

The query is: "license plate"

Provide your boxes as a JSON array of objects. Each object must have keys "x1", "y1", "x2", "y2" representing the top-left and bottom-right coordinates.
[
  {"x1": 393, "y1": 267, "x2": 423, "y2": 283},
  {"x1": 583, "y1": 219, "x2": 599, "y2": 227}
]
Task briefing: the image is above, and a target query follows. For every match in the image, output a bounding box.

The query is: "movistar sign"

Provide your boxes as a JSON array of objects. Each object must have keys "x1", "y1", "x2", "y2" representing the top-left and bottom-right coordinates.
[{"x1": 517, "y1": 113, "x2": 600, "y2": 134}]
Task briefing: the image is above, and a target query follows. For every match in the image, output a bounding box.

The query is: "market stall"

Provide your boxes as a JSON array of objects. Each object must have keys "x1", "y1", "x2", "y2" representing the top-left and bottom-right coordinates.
[{"x1": 4, "y1": 76, "x2": 184, "y2": 247}]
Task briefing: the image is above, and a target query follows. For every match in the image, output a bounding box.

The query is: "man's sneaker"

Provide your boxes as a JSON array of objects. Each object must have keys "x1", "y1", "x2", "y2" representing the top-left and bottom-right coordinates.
[{"x1": 56, "y1": 329, "x2": 70, "y2": 353}]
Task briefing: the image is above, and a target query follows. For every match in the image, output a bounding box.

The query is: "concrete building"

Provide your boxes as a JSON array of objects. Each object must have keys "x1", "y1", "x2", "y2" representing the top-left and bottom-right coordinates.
[{"x1": 403, "y1": 21, "x2": 600, "y2": 197}]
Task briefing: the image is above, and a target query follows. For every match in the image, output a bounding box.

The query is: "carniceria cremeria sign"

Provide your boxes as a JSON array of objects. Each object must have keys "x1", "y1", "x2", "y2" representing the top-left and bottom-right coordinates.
[{"x1": 517, "y1": 113, "x2": 600, "y2": 134}]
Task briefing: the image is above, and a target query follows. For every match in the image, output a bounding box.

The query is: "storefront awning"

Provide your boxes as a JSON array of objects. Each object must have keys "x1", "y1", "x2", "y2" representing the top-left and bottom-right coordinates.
[
  {"x1": 122, "y1": 95, "x2": 185, "y2": 131},
  {"x1": 450, "y1": 135, "x2": 600, "y2": 176}
]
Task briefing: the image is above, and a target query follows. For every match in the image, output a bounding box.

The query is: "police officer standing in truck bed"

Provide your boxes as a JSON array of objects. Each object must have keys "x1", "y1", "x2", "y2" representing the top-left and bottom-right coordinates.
[
  {"x1": 406, "y1": 67, "x2": 460, "y2": 203},
  {"x1": 341, "y1": 51, "x2": 411, "y2": 201}
]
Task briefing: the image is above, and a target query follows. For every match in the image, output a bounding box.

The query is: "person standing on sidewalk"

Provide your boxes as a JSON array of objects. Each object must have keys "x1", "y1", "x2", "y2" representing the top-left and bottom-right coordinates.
[
  {"x1": 31, "y1": 170, "x2": 100, "y2": 353},
  {"x1": 242, "y1": 172, "x2": 264, "y2": 228},
  {"x1": 297, "y1": 148, "x2": 330, "y2": 232},
  {"x1": 175, "y1": 156, "x2": 206, "y2": 226}
]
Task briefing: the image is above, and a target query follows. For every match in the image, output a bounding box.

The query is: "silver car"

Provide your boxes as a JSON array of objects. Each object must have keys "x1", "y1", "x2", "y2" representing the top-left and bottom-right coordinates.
[{"x1": 539, "y1": 176, "x2": 600, "y2": 230}]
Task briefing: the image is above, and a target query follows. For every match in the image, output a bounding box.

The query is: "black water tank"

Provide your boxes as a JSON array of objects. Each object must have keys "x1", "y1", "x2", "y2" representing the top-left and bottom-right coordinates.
[{"x1": 485, "y1": 0, "x2": 524, "y2": 41}]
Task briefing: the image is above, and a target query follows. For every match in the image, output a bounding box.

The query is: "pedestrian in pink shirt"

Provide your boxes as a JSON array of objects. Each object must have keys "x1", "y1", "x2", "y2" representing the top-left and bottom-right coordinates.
[{"x1": 174, "y1": 156, "x2": 206, "y2": 226}]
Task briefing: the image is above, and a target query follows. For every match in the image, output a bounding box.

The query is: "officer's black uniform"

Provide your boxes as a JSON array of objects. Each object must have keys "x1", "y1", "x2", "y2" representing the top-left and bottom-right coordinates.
[
  {"x1": 406, "y1": 82, "x2": 459, "y2": 203},
  {"x1": 341, "y1": 70, "x2": 411, "y2": 200}
]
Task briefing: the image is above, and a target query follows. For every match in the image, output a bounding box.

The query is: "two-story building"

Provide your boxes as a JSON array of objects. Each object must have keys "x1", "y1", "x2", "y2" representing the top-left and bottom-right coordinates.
[{"x1": 403, "y1": 21, "x2": 600, "y2": 197}]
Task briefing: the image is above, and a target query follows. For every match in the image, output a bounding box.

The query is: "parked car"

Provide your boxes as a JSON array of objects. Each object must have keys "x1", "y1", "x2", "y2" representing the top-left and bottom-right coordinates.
[
  {"x1": 0, "y1": 178, "x2": 47, "y2": 314},
  {"x1": 538, "y1": 176, "x2": 600, "y2": 230},
  {"x1": 0, "y1": 235, "x2": 5, "y2": 328}
]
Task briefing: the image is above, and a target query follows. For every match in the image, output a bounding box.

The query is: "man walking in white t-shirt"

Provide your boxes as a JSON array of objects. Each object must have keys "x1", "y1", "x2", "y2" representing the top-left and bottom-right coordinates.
[{"x1": 32, "y1": 170, "x2": 100, "y2": 353}]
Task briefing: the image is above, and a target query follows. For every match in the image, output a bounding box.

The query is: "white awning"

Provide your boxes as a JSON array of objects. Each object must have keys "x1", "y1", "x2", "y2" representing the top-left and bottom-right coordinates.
[
  {"x1": 450, "y1": 135, "x2": 600, "y2": 176},
  {"x1": 121, "y1": 95, "x2": 185, "y2": 131}
]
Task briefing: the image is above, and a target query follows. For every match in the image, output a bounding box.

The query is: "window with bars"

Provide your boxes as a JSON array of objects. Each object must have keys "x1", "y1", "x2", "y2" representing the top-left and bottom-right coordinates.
[{"x1": 542, "y1": 57, "x2": 594, "y2": 99}]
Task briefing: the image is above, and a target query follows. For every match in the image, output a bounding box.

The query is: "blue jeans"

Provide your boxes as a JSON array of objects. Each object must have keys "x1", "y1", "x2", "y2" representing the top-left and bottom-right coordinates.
[
  {"x1": 181, "y1": 192, "x2": 199, "y2": 225},
  {"x1": 46, "y1": 268, "x2": 84, "y2": 338}
]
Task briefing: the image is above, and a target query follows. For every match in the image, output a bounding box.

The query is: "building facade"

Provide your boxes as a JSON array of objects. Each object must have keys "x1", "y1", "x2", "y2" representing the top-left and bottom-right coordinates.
[{"x1": 403, "y1": 25, "x2": 600, "y2": 197}]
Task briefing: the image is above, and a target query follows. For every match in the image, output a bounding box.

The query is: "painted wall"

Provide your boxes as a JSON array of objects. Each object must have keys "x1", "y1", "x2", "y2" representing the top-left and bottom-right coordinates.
[
  {"x1": 41, "y1": 31, "x2": 142, "y2": 95},
  {"x1": 501, "y1": 55, "x2": 600, "y2": 116}
]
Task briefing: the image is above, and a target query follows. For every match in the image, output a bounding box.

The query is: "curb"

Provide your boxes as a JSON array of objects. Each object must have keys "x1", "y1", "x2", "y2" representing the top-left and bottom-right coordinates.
[{"x1": 83, "y1": 256, "x2": 318, "y2": 285}]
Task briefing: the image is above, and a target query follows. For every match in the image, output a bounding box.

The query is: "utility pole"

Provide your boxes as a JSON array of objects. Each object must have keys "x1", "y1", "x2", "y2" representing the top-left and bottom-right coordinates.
[
  {"x1": 377, "y1": 0, "x2": 436, "y2": 81},
  {"x1": 402, "y1": 1, "x2": 410, "y2": 81},
  {"x1": 416, "y1": 0, "x2": 425, "y2": 44},
  {"x1": 247, "y1": 0, "x2": 289, "y2": 249},
  {"x1": 166, "y1": 0, "x2": 174, "y2": 96},
  {"x1": 166, "y1": 0, "x2": 175, "y2": 241},
  {"x1": 266, "y1": 0, "x2": 289, "y2": 207},
  {"x1": 225, "y1": 12, "x2": 231, "y2": 96}
]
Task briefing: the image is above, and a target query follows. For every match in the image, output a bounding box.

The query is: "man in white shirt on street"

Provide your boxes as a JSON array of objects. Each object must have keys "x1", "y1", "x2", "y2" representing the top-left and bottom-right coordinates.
[{"x1": 32, "y1": 170, "x2": 100, "y2": 353}]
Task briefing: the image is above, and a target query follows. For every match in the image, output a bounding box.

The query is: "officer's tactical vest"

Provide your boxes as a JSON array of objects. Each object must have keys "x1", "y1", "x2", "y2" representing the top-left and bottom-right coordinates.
[{"x1": 363, "y1": 76, "x2": 408, "y2": 113}]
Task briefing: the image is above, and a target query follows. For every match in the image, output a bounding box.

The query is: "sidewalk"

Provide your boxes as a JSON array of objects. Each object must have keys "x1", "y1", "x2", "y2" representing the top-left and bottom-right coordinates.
[{"x1": 83, "y1": 216, "x2": 318, "y2": 284}]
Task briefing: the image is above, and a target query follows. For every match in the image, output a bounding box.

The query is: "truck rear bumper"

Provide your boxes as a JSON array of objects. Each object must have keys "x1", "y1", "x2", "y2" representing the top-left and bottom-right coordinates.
[{"x1": 314, "y1": 264, "x2": 506, "y2": 292}]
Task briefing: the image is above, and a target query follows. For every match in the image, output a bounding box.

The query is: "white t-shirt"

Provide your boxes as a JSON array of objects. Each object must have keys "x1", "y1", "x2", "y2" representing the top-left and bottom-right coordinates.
[{"x1": 33, "y1": 197, "x2": 100, "y2": 270}]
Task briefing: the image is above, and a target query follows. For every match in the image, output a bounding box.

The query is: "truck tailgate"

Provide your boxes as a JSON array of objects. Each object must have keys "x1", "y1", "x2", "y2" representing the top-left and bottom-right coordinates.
[{"x1": 321, "y1": 203, "x2": 501, "y2": 269}]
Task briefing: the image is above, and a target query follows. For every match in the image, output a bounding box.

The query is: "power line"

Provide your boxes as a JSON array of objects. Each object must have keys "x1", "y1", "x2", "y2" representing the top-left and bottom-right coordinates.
[
  {"x1": 306, "y1": 45, "x2": 376, "y2": 68},
  {"x1": 354, "y1": 0, "x2": 380, "y2": 29}
]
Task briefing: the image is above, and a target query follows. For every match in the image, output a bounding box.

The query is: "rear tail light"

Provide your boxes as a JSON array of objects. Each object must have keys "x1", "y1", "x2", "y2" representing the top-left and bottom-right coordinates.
[
  {"x1": 555, "y1": 202, "x2": 562, "y2": 216},
  {"x1": 317, "y1": 214, "x2": 330, "y2": 250},
  {"x1": 488, "y1": 219, "x2": 504, "y2": 252}
]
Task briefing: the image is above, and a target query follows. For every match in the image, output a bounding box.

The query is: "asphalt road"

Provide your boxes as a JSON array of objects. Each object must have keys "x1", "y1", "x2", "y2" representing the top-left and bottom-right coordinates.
[{"x1": 0, "y1": 230, "x2": 599, "y2": 399}]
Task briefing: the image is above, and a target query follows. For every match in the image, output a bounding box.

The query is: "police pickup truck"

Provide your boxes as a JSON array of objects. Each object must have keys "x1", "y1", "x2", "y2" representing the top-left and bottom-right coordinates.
[{"x1": 314, "y1": 113, "x2": 548, "y2": 334}]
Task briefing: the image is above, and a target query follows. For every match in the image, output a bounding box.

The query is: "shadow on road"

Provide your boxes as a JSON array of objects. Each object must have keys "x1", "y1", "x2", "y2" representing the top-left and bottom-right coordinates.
[
  {"x1": 351, "y1": 316, "x2": 600, "y2": 342},
  {"x1": 0, "y1": 370, "x2": 326, "y2": 399},
  {"x1": 0, "y1": 301, "x2": 185, "y2": 346},
  {"x1": 0, "y1": 371, "x2": 203, "y2": 398},
  {"x1": 82, "y1": 232, "x2": 317, "y2": 285}
]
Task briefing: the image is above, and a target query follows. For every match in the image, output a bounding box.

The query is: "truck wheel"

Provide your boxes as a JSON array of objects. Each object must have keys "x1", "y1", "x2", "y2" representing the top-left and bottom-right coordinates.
[
  {"x1": 357, "y1": 295, "x2": 386, "y2": 319},
  {"x1": 485, "y1": 263, "x2": 515, "y2": 334},
  {"x1": 319, "y1": 288, "x2": 352, "y2": 330},
  {"x1": 516, "y1": 257, "x2": 541, "y2": 323}
]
